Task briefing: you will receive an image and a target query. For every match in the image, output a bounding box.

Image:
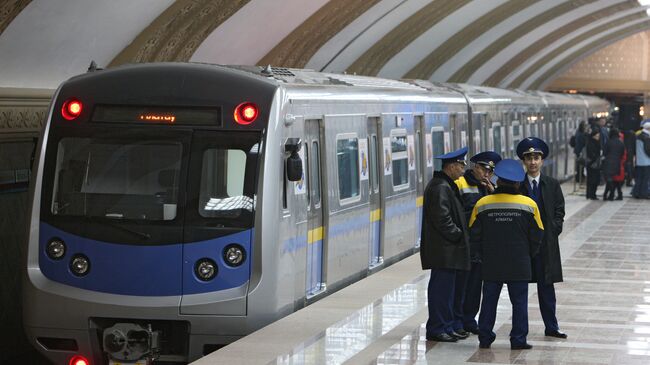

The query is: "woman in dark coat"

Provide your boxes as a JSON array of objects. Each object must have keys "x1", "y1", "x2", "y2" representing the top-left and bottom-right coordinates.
[
  {"x1": 585, "y1": 128, "x2": 602, "y2": 200},
  {"x1": 602, "y1": 128, "x2": 625, "y2": 200}
]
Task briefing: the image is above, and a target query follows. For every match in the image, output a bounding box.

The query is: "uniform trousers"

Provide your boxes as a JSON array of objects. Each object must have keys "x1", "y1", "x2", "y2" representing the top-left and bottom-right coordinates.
[
  {"x1": 532, "y1": 254, "x2": 559, "y2": 332},
  {"x1": 478, "y1": 281, "x2": 529, "y2": 346},
  {"x1": 458, "y1": 262, "x2": 482, "y2": 331},
  {"x1": 426, "y1": 268, "x2": 457, "y2": 335}
]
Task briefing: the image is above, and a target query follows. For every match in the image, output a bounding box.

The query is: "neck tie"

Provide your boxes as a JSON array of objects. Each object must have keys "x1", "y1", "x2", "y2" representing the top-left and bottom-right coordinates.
[{"x1": 531, "y1": 179, "x2": 540, "y2": 204}]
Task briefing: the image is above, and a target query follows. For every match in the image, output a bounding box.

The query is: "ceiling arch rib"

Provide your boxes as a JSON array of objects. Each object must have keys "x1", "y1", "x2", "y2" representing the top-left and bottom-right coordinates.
[
  {"x1": 447, "y1": 0, "x2": 593, "y2": 84},
  {"x1": 0, "y1": 0, "x2": 30, "y2": 36},
  {"x1": 377, "y1": 0, "x2": 508, "y2": 79},
  {"x1": 109, "y1": 0, "x2": 251, "y2": 66},
  {"x1": 345, "y1": 0, "x2": 469, "y2": 77},
  {"x1": 403, "y1": 0, "x2": 537, "y2": 80},
  {"x1": 506, "y1": 10, "x2": 647, "y2": 88},
  {"x1": 256, "y1": 0, "x2": 381, "y2": 68},
  {"x1": 465, "y1": 0, "x2": 629, "y2": 85},
  {"x1": 487, "y1": 1, "x2": 642, "y2": 87},
  {"x1": 310, "y1": 0, "x2": 433, "y2": 73},
  {"x1": 526, "y1": 19, "x2": 650, "y2": 89},
  {"x1": 428, "y1": 0, "x2": 564, "y2": 83},
  {"x1": 305, "y1": 0, "x2": 410, "y2": 71}
]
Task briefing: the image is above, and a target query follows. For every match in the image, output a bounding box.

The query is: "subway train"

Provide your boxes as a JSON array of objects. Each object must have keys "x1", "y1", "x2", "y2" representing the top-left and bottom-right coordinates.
[{"x1": 23, "y1": 63, "x2": 608, "y2": 365}]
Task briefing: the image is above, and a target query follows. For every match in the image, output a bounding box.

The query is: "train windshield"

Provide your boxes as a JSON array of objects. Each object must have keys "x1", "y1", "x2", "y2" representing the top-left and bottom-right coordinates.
[{"x1": 51, "y1": 137, "x2": 183, "y2": 221}]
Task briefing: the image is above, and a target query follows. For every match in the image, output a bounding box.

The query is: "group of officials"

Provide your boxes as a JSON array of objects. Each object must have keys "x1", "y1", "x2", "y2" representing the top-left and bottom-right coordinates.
[{"x1": 420, "y1": 136, "x2": 567, "y2": 350}]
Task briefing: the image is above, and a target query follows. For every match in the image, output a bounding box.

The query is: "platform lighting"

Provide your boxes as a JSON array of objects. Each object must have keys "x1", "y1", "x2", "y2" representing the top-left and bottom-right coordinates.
[{"x1": 639, "y1": 0, "x2": 650, "y2": 6}]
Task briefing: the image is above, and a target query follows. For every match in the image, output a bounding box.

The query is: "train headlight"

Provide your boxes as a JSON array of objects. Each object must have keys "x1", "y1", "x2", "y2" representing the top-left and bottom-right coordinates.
[
  {"x1": 46, "y1": 239, "x2": 66, "y2": 260},
  {"x1": 195, "y1": 258, "x2": 217, "y2": 281},
  {"x1": 223, "y1": 244, "x2": 246, "y2": 267},
  {"x1": 70, "y1": 254, "x2": 90, "y2": 276}
]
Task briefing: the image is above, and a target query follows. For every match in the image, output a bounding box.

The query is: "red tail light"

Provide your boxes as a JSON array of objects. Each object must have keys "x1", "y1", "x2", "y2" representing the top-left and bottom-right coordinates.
[
  {"x1": 234, "y1": 102, "x2": 258, "y2": 125},
  {"x1": 62, "y1": 99, "x2": 83, "y2": 120},
  {"x1": 69, "y1": 355, "x2": 90, "y2": 365}
]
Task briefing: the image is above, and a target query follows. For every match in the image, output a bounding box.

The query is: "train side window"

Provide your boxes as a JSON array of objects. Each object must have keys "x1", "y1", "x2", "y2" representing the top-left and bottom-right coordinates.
[
  {"x1": 369, "y1": 135, "x2": 378, "y2": 192},
  {"x1": 431, "y1": 128, "x2": 444, "y2": 171},
  {"x1": 336, "y1": 134, "x2": 360, "y2": 202},
  {"x1": 492, "y1": 123, "x2": 502, "y2": 156},
  {"x1": 391, "y1": 130, "x2": 408, "y2": 190},
  {"x1": 304, "y1": 143, "x2": 310, "y2": 206},
  {"x1": 311, "y1": 141, "x2": 321, "y2": 205}
]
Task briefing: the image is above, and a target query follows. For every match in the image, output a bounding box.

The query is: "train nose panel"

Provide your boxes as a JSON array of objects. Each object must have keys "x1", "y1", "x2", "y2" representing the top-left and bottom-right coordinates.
[
  {"x1": 180, "y1": 229, "x2": 252, "y2": 315},
  {"x1": 39, "y1": 223, "x2": 183, "y2": 296}
]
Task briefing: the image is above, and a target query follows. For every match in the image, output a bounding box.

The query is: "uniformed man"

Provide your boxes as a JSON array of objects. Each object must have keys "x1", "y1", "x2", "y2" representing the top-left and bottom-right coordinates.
[
  {"x1": 516, "y1": 137, "x2": 568, "y2": 339},
  {"x1": 454, "y1": 151, "x2": 501, "y2": 335},
  {"x1": 469, "y1": 159, "x2": 543, "y2": 350},
  {"x1": 421, "y1": 146, "x2": 471, "y2": 343}
]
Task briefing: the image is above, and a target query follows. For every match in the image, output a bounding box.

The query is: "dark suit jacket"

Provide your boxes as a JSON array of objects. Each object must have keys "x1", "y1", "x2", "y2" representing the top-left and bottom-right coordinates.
[
  {"x1": 420, "y1": 171, "x2": 470, "y2": 271},
  {"x1": 520, "y1": 174, "x2": 565, "y2": 284}
]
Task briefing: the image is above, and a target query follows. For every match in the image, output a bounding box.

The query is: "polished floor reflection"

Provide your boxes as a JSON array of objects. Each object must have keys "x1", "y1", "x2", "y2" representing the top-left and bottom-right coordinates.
[{"x1": 195, "y1": 188, "x2": 650, "y2": 365}]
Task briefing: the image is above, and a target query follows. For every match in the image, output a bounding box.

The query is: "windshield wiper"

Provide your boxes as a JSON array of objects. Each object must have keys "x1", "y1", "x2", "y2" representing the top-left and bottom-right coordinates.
[{"x1": 99, "y1": 220, "x2": 151, "y2": 240}]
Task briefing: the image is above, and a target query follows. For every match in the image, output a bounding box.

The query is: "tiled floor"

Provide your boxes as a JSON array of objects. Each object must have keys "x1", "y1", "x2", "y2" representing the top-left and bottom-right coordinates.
[{"x1": 195, "y1": 186, "x2": 650, "y2": 365}]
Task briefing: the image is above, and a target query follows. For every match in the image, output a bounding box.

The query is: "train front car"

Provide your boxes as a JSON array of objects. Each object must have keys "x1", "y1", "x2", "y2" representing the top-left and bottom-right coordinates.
[{"x1": 23, "y1": 63, "x2": 278, "y2": 364}]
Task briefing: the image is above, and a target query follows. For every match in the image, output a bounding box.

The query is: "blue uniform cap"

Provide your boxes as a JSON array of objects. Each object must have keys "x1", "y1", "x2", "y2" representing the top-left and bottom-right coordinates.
[
  {"x1": 494, "y1": 159, "x2": 525, "y2": 183},
  {"x1": 434, "y1": 146, "x2": 468, "y2": 164},
  {"x1": 470, "y1": 151, "x2": 501, "y2": 170},
  {"x1": 516, "y1": 137, "x2": 549, "y2": 160}
]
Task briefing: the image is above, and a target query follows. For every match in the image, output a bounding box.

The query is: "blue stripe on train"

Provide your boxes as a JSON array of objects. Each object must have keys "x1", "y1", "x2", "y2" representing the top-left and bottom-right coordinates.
[
  {"x1": 39, "y1": 223, "x2": 251, "y2": 296},
  {"x1": 282, "y1": 197, "x2": 417, "y2": 254}
]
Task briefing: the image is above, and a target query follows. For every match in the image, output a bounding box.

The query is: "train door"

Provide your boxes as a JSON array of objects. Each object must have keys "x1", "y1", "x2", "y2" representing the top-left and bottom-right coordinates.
[
  {"x1": 414, "y1": 116, "x2": 426, "y2": 248},
  {"x1": 305, "y1": 119, "x2": 326, "y2": 297},
  {"x1": 367, "y1": 117, "x2": 384, "y2": 268}
]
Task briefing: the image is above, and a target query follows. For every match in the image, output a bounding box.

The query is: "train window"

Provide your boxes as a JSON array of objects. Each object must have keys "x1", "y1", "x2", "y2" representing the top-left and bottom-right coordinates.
[
  {"x1": 431, "y1": 128, "x2": 444, "y2": 171},
  {"x1": 492, "y1": 124, "x2": 502, "y2": 155},
  {"x1": 369, "y1": 135, "x2": 378, "y2": 192},
  {"x1": 311, "y1": 141, "x2": 321, "y2": 205},
  {"x1": 304, "y1": 143, "x2": 310, "y2": 206},
  {"x1": 51, "y1": 138, "x2": 182, "y2": 220},
  {"x1": 391, "y1": 131, "x2": 408, "y2": 189},
  {"x1": 199, "y1": 149, "x2": 251, "y2": 218},
  {"x1": 336, "y1": 135, "x2": 360, "y2": 201}
]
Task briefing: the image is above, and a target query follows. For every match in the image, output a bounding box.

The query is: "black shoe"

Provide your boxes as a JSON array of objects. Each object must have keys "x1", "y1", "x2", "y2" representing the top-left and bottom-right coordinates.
[
  {"x1": 545, "y1": 329, "x2": 568, "y2": 338},
  {"x1": 448, "y1": 330, "x2": 469, "y2": 340},
  {"x1": 465, "y1": 327, "x2": 480, "y2": 335},
  {"x1": 511, "y1": 343, "x2": 533, "y2": 350},
  {"x1": 479, "y1": 342, "x2": 491, "y2": 349},
  {"x1": 615, "y1": 196, "x2": 623, "y2": 200},
  {"x1": 426, "y1": 333, "x2": 458, "y2": 342}
]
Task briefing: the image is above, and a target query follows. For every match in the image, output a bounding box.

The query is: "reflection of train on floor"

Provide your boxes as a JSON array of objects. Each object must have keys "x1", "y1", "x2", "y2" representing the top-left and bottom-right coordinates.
[{"x1": 23, "y1": 63, "x2": 608, "y2": 364}]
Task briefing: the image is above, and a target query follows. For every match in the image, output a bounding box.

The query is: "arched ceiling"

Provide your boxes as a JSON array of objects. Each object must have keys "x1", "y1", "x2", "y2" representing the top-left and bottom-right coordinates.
[{"x1": 1, "y1": 0, "x2": 650, "y2": 90}]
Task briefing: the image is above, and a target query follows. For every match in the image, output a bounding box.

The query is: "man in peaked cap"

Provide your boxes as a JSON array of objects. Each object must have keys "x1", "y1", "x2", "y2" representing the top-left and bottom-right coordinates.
[
  {"x1": 420, "y1": 146, "x2": 471, "y2": 343},
  {"x1": 469, "y1": 159, "x2": 543, "y2": 350},
  {"x1": 516, "y1": 137, "x2": 568, "y2": 339},
  {"x1": 454, "y1": 151, "x2": 501, "y2": 335}
]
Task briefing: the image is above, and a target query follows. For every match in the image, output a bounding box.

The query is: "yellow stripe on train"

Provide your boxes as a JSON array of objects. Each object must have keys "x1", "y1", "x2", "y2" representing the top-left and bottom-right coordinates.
[{"x1": 308, "y1": 226, "x2": 324, "y2": 244}]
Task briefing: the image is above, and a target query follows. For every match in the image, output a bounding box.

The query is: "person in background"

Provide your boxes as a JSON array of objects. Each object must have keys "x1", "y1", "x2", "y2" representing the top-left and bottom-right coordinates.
[
  {"x1": 573, "y1": 121, "x2": 588, "y2": 183},
  {"x1": 585, "y1": 128, "x2": 602, "y2": 200},
  {"x1": 454, "y1": 151, "x2": 502, "y2": 335},
  {"x1": 632, "y1": 121, "x2": 650, "y2": 199},
  {"x1": 623, "y1": 129, "x2": 636, "y2": 187},
  {"x1": 421, "y1": 147, "x2": 471, "y2": 343},
  {"x1": 470, "y1": 159, "x2": 543, "y2": 350},
  {"x1": 516, "y1": 137, "x2": 568, "y2": 339},
  {"x1": 602, "y1": 128, "x2": 625, "y2": 201},
  {"x1": 597, "y1": 117, "x2": 609, "y2": 151}
]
